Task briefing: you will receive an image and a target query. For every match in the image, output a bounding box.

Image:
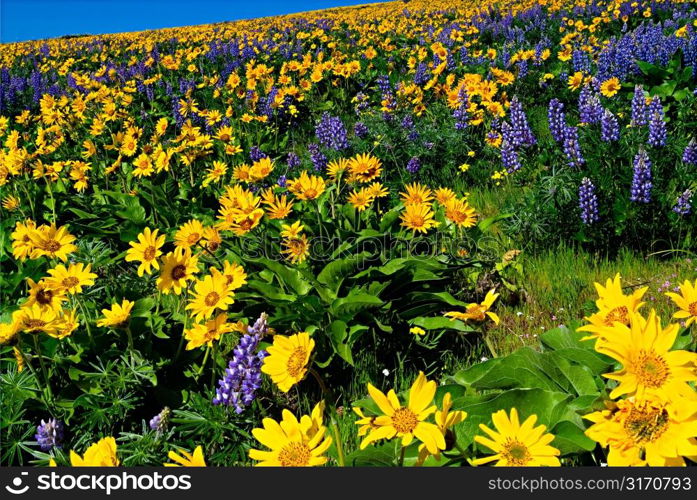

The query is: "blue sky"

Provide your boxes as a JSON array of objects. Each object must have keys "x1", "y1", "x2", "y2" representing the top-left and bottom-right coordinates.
[{"x1": 0, "y1": 0, "x2": 381, "y2": 43}]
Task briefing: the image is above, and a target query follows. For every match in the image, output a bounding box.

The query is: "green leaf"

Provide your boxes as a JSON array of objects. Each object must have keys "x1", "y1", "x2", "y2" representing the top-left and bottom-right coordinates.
[
  {"x1": 410, "y1": 316, "x2": 474, "y2": 332},
  {"x1": 330, "y1": 291, "x2": 384, "y2": 319}
]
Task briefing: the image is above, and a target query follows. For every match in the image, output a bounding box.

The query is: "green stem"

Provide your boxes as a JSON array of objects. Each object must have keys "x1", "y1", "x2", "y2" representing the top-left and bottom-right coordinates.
[
  {"x1": 45, "y1": 180, "x2": 56, "y2": 222},
  {"x1": 125, "y1": 326, "x2": 134, "y2": 351},
  {"x1": 197, "y1": 345, "x2": 211, "y2": 379},
  {"x1": 309, "y1": 368, "x2": 345, "y2": 467},
  {"x1": 398, "y1": 445, "x2": 406, "y2": 467},
  {"x1": 32, "y1": 334, "x2": 54, "y2": 404},
  {"x1": 75, "y1": 298, "x2": 96, "y2": 348},
  {"x1": 483, "y1": 333, "x2": 498, "y2": 359}
]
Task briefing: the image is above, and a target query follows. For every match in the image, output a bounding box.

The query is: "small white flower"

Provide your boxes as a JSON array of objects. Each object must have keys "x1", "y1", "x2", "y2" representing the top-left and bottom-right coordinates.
[
  {"x1": 516, "y1": 311, "x2": 523, "y2": 316},
  {"x1": 480, "y1": 356, "x2": 489, "y2": 362},
  {"x1": 382, "y1": 369, "x2": 390, "y2": 376}
]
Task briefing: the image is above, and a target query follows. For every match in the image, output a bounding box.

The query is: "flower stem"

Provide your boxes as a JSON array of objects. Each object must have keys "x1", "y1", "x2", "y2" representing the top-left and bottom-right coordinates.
[
  {"x1": 32, "y1": 334, "x2": 54, "y2": 404},
  {"x1": 309, "y1": 368, "x2": 346, "y2": 467}
]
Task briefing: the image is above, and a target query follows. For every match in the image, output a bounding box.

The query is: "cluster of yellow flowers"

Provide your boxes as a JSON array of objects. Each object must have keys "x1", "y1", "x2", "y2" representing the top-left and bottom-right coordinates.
[
  {"x1": 399, "y1": 182, "x2": 477, "y2": 234},
  {"x1": 64, "y1": 437, "x2": 207, "y2": 467},
  {"x1": 579, "y1": 275, "x2": 697, "y2": 466},
  {"x1": 1, "y1": 222, "x2": 94, "y2": 356}
]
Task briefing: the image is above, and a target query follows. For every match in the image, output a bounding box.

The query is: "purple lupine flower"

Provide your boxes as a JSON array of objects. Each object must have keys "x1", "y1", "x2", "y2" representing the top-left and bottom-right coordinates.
[
  {"x1": 508, "y1": 96, "x2": 536, "y2": 147},
  {"x1": 501, "y1": 139, "x2": 521, "y2": 173},
  {"x1": 308, "y1": 143, "x2": 327, "y2": 171},
  {"x1": 354, "y1": 121, "x2": 369, "y2": 138},
  {"x1": 286, "y1": 152, "x2": 301, "y2": 168},
  {"x1": 672, "y1": 189, "x2": 693, "y2": 216},
  {"x1": 149, "y1": 407, "x2": 170, "y2": 433},
  {"x1": 35, "y1": 418, "x2": 64, "y2": 451},
  {"x1": 647, "y1": 97, "x2": 666, "y2": 147},
  {"x1": 579, "y1": 177, "x2": 600, "y2": 224},
  {"x1": 579, "y1": 86, "x2": 602, "y2": 125},
  {"x1": 453, "y1": 86, "x2": 469, "y2": 131},
  {"x1": 682, "y1": 138, "x2": 697, "y2": 165},
  {"x1": 548, "y1": 98, "x2": 566, "y2": 143},
  {"x1": 277, "y1": 175, "x2": 287, "y2": 187},
  {"x1": 315, "y1": 112, "x2": 348, "y2": 151},
  {"x1": 630, "y1": 149, "x2": 653, "y2": 203},
  {"x1": 249, "y1": 146, "x2": 267, "y2": 162},
  {"x1": 212, "y1": 313, "x2": 268, "y2": 413},
  {"x1": 406, "y1": 157, "x2": 421, "y2": 174},
  {"x1": 562, "y1": 126, "x2": 585, "y2": 168},
  {"x1": 600, "y1": 109, "x2": 620, "y2": 142},
  {"x1": 630, "y1": 85, "x2": 647, "y2": 127},
  {"x1": 414, "y1": 63, "x2": 429, "y2": 86}
]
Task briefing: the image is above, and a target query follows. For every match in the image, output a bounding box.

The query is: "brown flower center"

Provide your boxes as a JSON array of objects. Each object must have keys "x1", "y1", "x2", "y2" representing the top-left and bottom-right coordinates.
[
  {"x1": 624, "y1": 404, "x2": 669, "y2": 444},
  {"x1": 143, "y1": 246, "x2": 157, "y2": 260},
  {"x1": 634, "y1": 350, "x2": 670, "y2": 388},
  {"x1": 204, "y1": 291, "x2": 220, "y2": 307},
  {"x1": 207, "y1": 241, "x2": 220, "y2": 252},
  {"x1": 44, "y1": 239, "x2": 61, "y2": 252},
  {"x1": 278, "y1": 442, "x2": 312, "y2": 467},
  {"x1": 410, "y1": 215, "x2": 425, "y2": 227},
  {"x1": 36, "y1": 289, "x2": 54, "y2": 305},
  {"x1": 63, "y1": 276, "x2": 79, "y2": 288},
  {"x1": 501, "y1": 439, "x2": 531, "y2": 466},
  {"x1": 171, "y1": 264, "x2": 187, "y2": 280},
  {"x1": 688, "y1": 302, "x2": 697, "y2": 316},
  {"x1": 604, "y1": 306, "x2": 629, "y2": 326},
  {"x1": 286, "y1": 347, "x2": 308, "y2": 378},
  {"x1": 187, "y1": 233, "x2": 201, "y2": 245},
  {"x1": 391, "y1": 407, "x2": 419, "y2": 434},
  {"x1": 304, "y1": 188, "x2": 317, "y2": 199},
  {"x1": 25, "y1": 319, "x2": 46, "y2": 329}
]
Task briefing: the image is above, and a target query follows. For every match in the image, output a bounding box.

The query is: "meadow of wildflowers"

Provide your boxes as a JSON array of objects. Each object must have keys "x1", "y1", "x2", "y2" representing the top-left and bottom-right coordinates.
[{"x1": 1, "y1": 0, "x2": 696, "y2": 467}]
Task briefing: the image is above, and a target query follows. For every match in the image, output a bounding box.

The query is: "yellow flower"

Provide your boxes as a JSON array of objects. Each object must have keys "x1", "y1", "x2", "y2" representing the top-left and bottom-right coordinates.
[
  {"x1": 585, "y1": 398, "x2": 697, "y2": 466},
  {"x1": 261, "y1": 331, "x2": 314, "y2": 392},
  {"x1": 471, "y1": 408, "x2": 560, "y2": 466},
  {"x1": 184, "y1": 313, "x2": 241, "y2": 350},
  {"x1": 96, "y1": 299, "x2": 134, "y2": 329},
  {"x1": 577, "y1": 273, "x2": 647, "y2": 341},
  {"x1": 600, "y1": 77, "x2": 621, "y2": 97},
  {"x1": 2, "y1": 194, "x2": 20, "y2": 211},
  {"x1": 347, "y1": 187, "x2": 374, "y2": 211},
  {"x1": 0, "y1": 316, "x2": 22, "y2": 345},
  {"x1": 409, "y1": 326, "x2": 425, "y2": 336},
  {"x1": 248, "y1": 408, "x2": 332, "y2": 466},
  {"x1": 567, "y1": 71, "x2": 584, "y2": 91},
  {"x1": 353, "y1": 406, "x2": 380, "y2": 437},
  {"x1": 186, "y1": 269, "x2": 235, "y2": 321},
  {"x1": 24, "y1": 278, "x2": 67, "y2": 311},
  {"x1": 249, "y1": 157, "x2": 274, "y2": 182},
  {"x1": 347, "y1": 153, "x2": 382, "y2": 183},
  {"x1": 417, "y1": 392, "x2": 467, "y2": 464},
  {"x1": 125, "y1": 227, "x2": 165, "y2": 276},
  {"x1": 13, "y1": 346, "x2": 24, "y2": 372},
  {"x1": 282, "y1": 234, "x2": 310, "y2": 264},
  {"x1": 288, "y1": 171, "x2": 326, "y2": 200},
  {"x1": 280, "y1": 220, "x2": 304, "y2": 239},
  {"x1": 400, "y1": 203, "x2": 439, "y2": 234},
  {"x1": 70, "y1": 437, "x2": 119, "y2": 466},
  {"x1": 434, "y1": 187, "x2": 456, "y2": 205},
  {"x1": 219, "y1": 260, "x2": 247, "y2": 290},
  {"x1": 444, "y1": 198, "x2": 477, "y2": 228},
  {"x1": 400, "y1": 182, "x2": 433, "y2": 206},
  {"x1": 157, "y1": 247, "x2": 199, "y2": 295},
  {"x1": 202, "y1": 160, "x2": 228, "y2": 187},
  {"x1": 46, "y1": 262, "x2": 97, "y2": 294},
  {"x1": 164, "y1": 445, "x2": 207, "y2": 466},
  {"x1": 445, "y1": 289, "x2": 500, "y2": 324},
  {"x1": 261, "y1": 190, "x2": 293, "y2": 220},
  {"x1": 665, "y1": 279, "x2": 697, "y2": 327},
  {"x1": 29, "y1": 223, "x2": 78, "y2": 262},
  {"x1": 367, "y1": 182, "x2": 389, "y2": 198},
  {"x1": 359, "y1": 371, "x2": 445, "y2": 455},
  {"x1": 11, "y1": 219, "x2": 38, "y2": 261},
  {"x1": 15, "y1": 304, "x2": 63, "y2": 337},
  {"x1": 174, "y1": 219, "x2": 205, "y2": 249},
  {"x1": 327, "y1": 158, "x2": 350, "y2": 179},
  {"x1": 594, "y1": 310, "x2": 697, "y2": 401}
]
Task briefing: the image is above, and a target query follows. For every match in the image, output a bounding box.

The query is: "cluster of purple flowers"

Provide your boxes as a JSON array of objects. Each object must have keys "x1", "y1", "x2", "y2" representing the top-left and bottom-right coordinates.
[
  {"x1": 308, "y1": 143, "x2": 327, "y2": 171},
  {"x1": 647, "y1": 97, "x2": 666, "y2": 147},
  {"x1": 630, "y1": 149, "x2": 653, "y2": 203},
  {"x1": 149, "y1": 407, "x2": 171, "y2": 433},
  {"x1": 600, "y1": 109, "x2": 620, "y2": 142},
  {"x1": 406, "y1": 157, "x2": 421, "y2": 174},
  {"x1": 212, "y1": 313, "x2": 268, "y2": 414},
  {"x1": 401, "y1": 114, "x2": 419, "y2": 141},
  {"x1": 315, "y1": 112, "x2": 348, "y2": 151},
  {"x1": 562, "y1": 125, "x2": 585, "y2": 168},
  {"x1": 578, "y1": 86, "x2": 603, "y2": 125},
  {"x1": 579, "y1": 177, "x2": 600, "y2": 225},
  {"x1": 507, "y1": 97, "x2": 536, "y2": 147},
  {"x1": 452, "y1": 87, "x2": 469, "y2": 131},
  {"x1": 354, "y1": 121, "x2": 369, "y2": 138},
  {"x1": 35, "y1": 418, "x2": 64, "y2": 451},
  {"x1": 286, "y1": 152, "x2": 301, "y2": 169},
  {"x1": 682, "y1": 138, "x2": 697, "y2": 165},
  {"x1": 548, "y1": 98, "x2": 567, "y2": 143},
  {"x1": 672, "y1": 189, "x2": 693, "y2": 216},
  {"x1": 249, "y1": 146, "x2": 268, "y2": 162},
  {"x1": 630, "y1": 85, "x2": 647, "y2": 127},
  {"x1": 500, "y1": 138, "x2": 522, "y2": 174}
]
